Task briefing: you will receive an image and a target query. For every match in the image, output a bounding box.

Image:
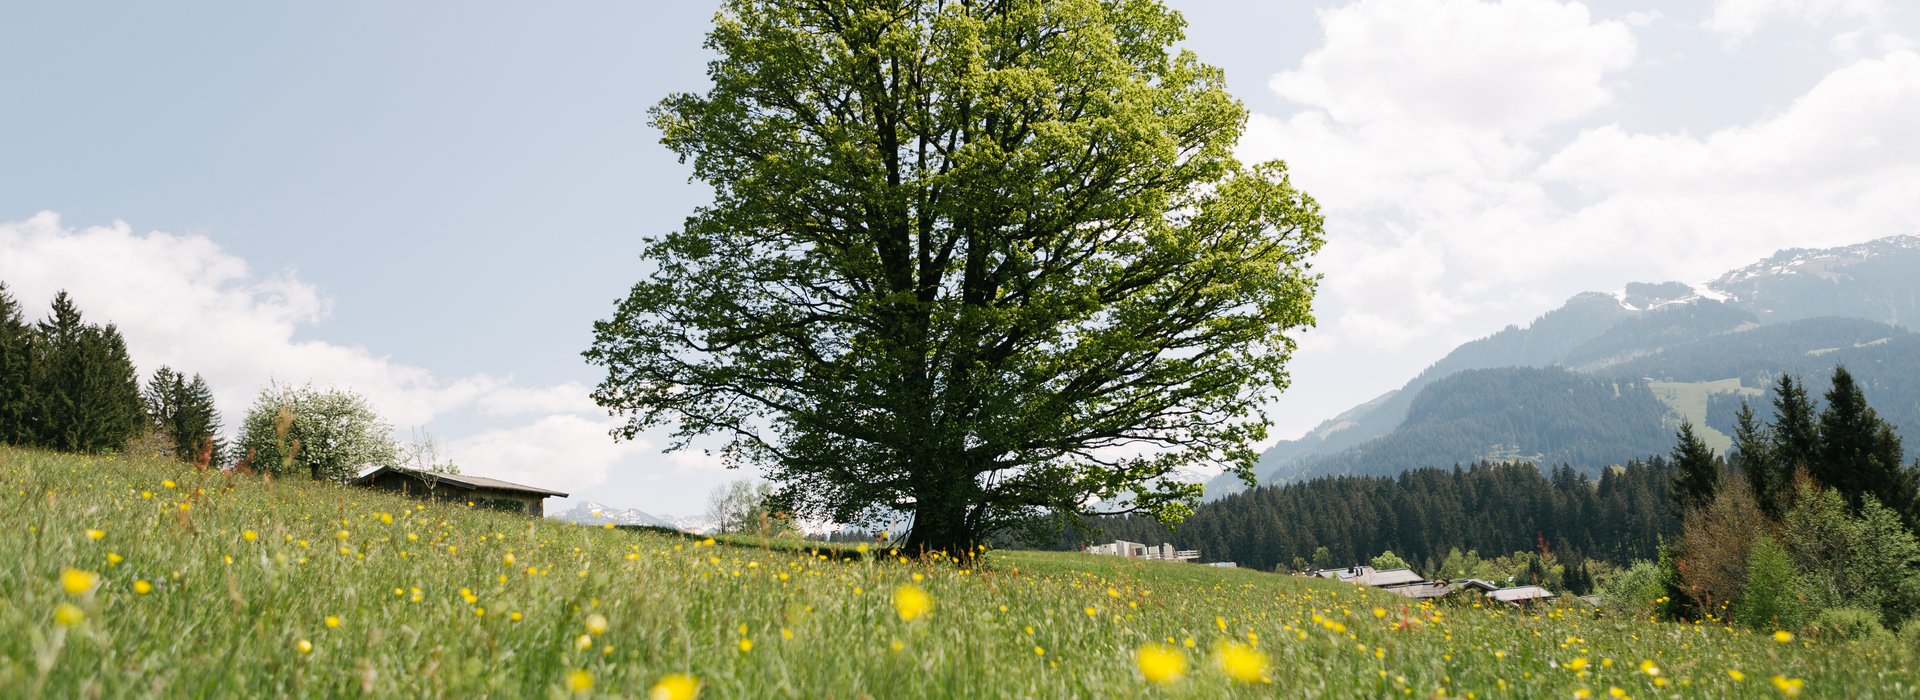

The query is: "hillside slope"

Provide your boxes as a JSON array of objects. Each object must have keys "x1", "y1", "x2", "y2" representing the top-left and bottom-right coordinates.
[
  {"x1": 1233, "y1": 233, "x2": 1920, "y2": 490},
  {"x1": 2, "y1": 447, "x2": 1899, "y2": 697}
]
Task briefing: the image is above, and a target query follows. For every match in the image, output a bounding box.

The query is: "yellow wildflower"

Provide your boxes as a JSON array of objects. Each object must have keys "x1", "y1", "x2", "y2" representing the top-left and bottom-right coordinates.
[
  {"x1": 585, "y1": 613, "x2": 608, "y2": 635},
  {"x1": 53, "y1": 602, "x2": 85, "y2": 627},
  {"x1": 86, "y1": 528, "x2": 105, "y2": 541},
  {"x1": 894, "y1": 584, "x2": 932, "y2": 622},
  {"x1": 1772, "y1": 630, "x2": 1794, "y2": 644},
  {"x1": 325, "y1": 616, "x2": 341, "y2": 629},
  {"x1": 1728, "y1": 669, "x2": 1744, "y2": 682},
  {"x1": 61, "y1": 568, "x2": 99, "y2": 595},
  {"x1": 738, "y1": 638, "x2": 753, "y2": 653},
  {"x1": 567, "y1": 669, "x2": 593, "y2": 694},
  {"x1": 1216, "y1": 642, "x2": 1268, "y2": 683},
  {"x1": 296, "y1": 639, "x2": 313, "y2": 654},
  {"x1": 1136, "y1": 643, "x2": 1187, "y2": 685},
  {"x1": 1640, "y1": 659, "x2": 1660, "y2": 676},
  {"x1": 1770, "y1": 675, "x2": 1803, "y2": 696},
  {"x1": 649, "y1": 674, "x2": 700, "y2": 700},
  {"x1": 134, "y1": 579, "x2": 153, "y2": 595}
]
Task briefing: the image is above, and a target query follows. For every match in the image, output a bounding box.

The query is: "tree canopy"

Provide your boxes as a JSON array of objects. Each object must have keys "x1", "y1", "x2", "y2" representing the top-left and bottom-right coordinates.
[
  {"x1": 236, "y1": 383, "x2": 399, "y2": 482},
  {"x1": 587, "y1": 0, "x2": 1323, "y2": 554}
]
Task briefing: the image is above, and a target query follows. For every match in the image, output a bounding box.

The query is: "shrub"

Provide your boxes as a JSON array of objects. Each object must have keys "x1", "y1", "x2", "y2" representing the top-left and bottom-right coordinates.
[
  {"x1": 1599, "y1": 560, "x2": 1665, "y2": 619},
  {"x1": 1808, "y1": 607, "x2": 1890, "y2": 644},
  {"x1": 1736, "y1": 535, "x2": 1803, "y2": 630}
]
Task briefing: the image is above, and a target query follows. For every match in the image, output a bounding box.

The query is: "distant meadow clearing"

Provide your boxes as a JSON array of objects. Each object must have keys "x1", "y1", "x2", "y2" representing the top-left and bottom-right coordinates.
[{"x1": 2, "y1": 446, "x2": 1912, "y2": 698}]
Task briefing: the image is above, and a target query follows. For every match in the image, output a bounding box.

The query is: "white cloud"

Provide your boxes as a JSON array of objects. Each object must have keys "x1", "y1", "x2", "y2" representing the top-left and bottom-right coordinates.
[
  {"x1": 445, "y1": 414, "x2": 634, "y2": 495},
  {"x1": 1538, "y1": 50, "x2": 1920, "y2": 265},
  {"x1": 1705, "y1": 0, "x2": 1888, "y2": 47},
  {"x1": 1270, "y1": 0, "x2": 1636, "y2": 135}
]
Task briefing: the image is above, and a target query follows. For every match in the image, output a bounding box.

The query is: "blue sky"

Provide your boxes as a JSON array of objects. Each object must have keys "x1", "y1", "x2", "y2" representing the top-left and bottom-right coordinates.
[{"x1": 4, "y1": 1, "x2": 1918, "y2": 517}]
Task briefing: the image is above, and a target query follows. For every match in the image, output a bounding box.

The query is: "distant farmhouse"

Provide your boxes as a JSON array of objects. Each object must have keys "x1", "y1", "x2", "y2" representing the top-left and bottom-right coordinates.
[
  {"x1": 1085, "y1": 540, "x2": 1202, "y2": 563},
  {"x1": 353, "y1": 466, "x2": 568, "y2": 517},
  {"x1": 1307, "y1": 565, "x2": 1559, "y2": 606}
]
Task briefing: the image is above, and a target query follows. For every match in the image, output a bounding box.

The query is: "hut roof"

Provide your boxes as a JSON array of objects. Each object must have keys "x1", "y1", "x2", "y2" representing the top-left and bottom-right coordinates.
[{"x1": 353, "y1": 466, "x2": 569, "y2": 498}]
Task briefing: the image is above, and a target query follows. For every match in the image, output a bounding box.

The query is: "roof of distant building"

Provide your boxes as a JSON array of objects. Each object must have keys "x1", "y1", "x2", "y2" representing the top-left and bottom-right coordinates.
[{"x1": 353, "y1": 466, "x2": 569, "y2": 498}]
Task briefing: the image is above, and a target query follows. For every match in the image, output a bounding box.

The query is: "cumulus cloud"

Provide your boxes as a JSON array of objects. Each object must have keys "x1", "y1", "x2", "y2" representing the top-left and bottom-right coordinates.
[
  {"x1": 0, "y1": 213, "x2": 684, "y2": 500},
  {"x1": 1705, "y1": 0, "x2": 1888, "y2": 46},
  {"x1": 1271, "y1": 0, "x2": 1636, "y2": 135}
]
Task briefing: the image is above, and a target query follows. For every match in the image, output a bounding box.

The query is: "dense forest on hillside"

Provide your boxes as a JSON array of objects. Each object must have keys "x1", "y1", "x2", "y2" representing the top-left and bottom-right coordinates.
[
  {"x1": 1298, "y1": 367, "x2": 1673, "y2": 479},
  {"x1": 1080, "y1": 459, "x2": 1678, "y2": 573}
]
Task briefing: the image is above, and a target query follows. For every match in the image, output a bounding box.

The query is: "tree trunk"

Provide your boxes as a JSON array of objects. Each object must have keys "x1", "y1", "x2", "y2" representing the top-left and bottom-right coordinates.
[{"x1": 903, "y1": 478, "x2": 977, "y2": 561}]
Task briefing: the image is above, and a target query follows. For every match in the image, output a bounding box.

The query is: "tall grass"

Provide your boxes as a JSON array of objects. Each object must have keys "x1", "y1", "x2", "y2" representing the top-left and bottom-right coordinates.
[{"x1": 1, "y1": 446, "x2": 1911, "y2": 697}]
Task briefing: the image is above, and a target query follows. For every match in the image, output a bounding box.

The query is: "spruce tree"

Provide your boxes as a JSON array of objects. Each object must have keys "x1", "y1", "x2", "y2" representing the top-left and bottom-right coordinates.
[
  {"x1": 31, "y1": 293, "x2": 144, "y2": 452},
  {"x1": 1770, "y1": 374, "x2": 1820, "y2": 479},
  {"x1": 1816, "y1": 365, "x2": 1913, "y2": 521},
  {"x1": 1669, "y1": 421, "x2": 1720, "y2": 516},
  {"x1": 1731, "y1": 401, "x2": 1783, "y2": 518},
  {"x1": 178, "y1": 374, "x2": 223, "y2": 467},
  {"x1": 33, "y1": 291, "x2": 89, "y2": 451},
  {"x1": 0, "y1": 283, "x2": 32, "y2": 445}
]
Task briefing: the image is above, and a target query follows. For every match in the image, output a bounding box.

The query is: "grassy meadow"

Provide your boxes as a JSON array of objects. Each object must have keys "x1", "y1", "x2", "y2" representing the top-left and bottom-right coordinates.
[{"x1": 2, "y1": 446, "x2": 1914, "y2": 698}]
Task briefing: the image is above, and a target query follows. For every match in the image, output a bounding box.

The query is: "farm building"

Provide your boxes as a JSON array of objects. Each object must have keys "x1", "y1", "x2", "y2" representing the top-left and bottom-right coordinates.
[
  {"x1": 352, "y1": 466, "x2": 568, "y2": 517},
  {"x1": 1487, "y1": 585, "x2": 1556, "y2": 606},
  {"x1": 1312, "y1": 565, "x2": 1426, "y2": 588},
  {"x1": 1085, "y1": 540, "x2": 1202, "y2": 562}
]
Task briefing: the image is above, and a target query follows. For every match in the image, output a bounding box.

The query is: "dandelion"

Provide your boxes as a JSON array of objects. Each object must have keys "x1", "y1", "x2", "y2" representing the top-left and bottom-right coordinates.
[
  {"x1": 1728, "y1": 670, "x2": 1745, "y2": 682},
  {"x1": 244, "y1": 530, "x2": 258, "y2": 541},
  {"x1": 575, "y1": 634, "x2": 593, "y2": 651},
  {"x1": 738, "y1": 638, "x2": 753, "y2": 653},
  {"x1": 585, "y1": 613, "x2": 608, "y2": 635},
  {"x1": 61, "y1": 568, "x2": 99, "y2": 595},
  {"x1": 86, "y1": 528, "x2": 105, "y2": 540},
  {"x1": 567, "y1": 669, "x2": 593, "y2": 694},
  {"x1": 325, "y1": 616, "x2": 341, "y2": 629},
  {"x1": 1772, "y1": 630, "x2": 1794, "y2": 644},
  {"x1": 162, "y1": 479, "x2": 176, "y2": 489},
  {"x1": 1373, "y1": 607, "x2": 1387, "y2": 618},
  {"x1": 894, "y1": 584, "x2": 931, "y2": 622},
  {"x1": 460, "y1": 587, "x2": 478, "y2": 604},
  {"x1": 1215, "y1": 642, "x2": 1268, "y2": 683},
  {"x1": 1034, "y1": 646, "x2": 1046, "y2": 656},
  {"x1": 106, "y1": 552, "x2": 123, "y2": 566},
  {"x1": 1566, "y1": 657, "x2": 1590, "y2": 671},
  {"x1": 53, "y1": 602, "x2": 86, "y2": 627},
  {"x1": 296, "y1": 639, "x2": 313, "y2": 654},
  {"x1": 1640, "y1": 659, "x2": 1660, "y2": 676},
  {"x1": 511, "y1": 612, "x2": 524, "y2": 622},
  {"x1": 134, "y1": 579, "x2": 153, "y2": 595},
  {"x1": 1084, "y1": 606, "x2": 1098, "y2": 617},
  {"x1": 1136, "y1": 643, "x2": 1187, "y2": 686},
  {"x1": 649, "y1": 674, "x2": 700, "y2": 700},
  {"x1": 1770, "y1": 675, "x2": 1803, "y2": 696}
]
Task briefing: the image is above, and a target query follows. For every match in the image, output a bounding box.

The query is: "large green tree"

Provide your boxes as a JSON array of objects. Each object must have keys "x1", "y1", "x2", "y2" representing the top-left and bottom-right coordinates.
[
  {"x1": 0, "y1": 283, "x2": 33, "y2": 445},
  {"x1": 31, "y1": 292, "x2": 144, "y2": 453},
  {"x1": 143, "y1": 366, "x2": 224, "y2": 466},
  {"x1": 1814, "y1": 365, "x2": 1913, "y2": 522},
  {"x1": 587, "y1": 0, "x2": 1323, "y2": 554}
]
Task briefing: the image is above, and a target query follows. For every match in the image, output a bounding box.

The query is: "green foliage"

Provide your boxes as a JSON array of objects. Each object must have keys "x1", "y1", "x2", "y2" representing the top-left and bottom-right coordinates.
[
  {"x1": 1736, "y1": 535, "x2": 1802, "y2": 630},
  {"x1": 1091, "y1": 460, "x2": 1679, "y2": 572},
  {"x1": 141, "y1": 367, "x2": 223, "y2": 467},
  {"x1": 1771, "y1": 374, "x2": 1821, "y2": 477},
  {"x1": 1731, "y1": 400, "x2": 1785, "y2": 519},
  {"x1": 1808, "y1": 607, "x2": 1890, "y2": 644},
  {"x1": 28, "y1": 291, "x2": 144, "y2": 453},
  {"x1": 1668, "y1": 420, "x2": 1720, "y2": 515},
  {"x1": 1598, "y1": 560, "x2": 1666, "y2": 619},
  {"x1": 236, "y1": 382, "x2": 399, "y2": 482},
  {"x1": 587, "y1": 0, "x2": 1324, "y2": 553},
  {"x1": 1368, "y1": 550, "x2": 1409, "y2": 571},
  {"x1": 1815, "y1": 366, "x2": 1914, "y2": 523},
  {"x1": 2, "y1": 445, "x2": 1908, "y2": 696},
  {"x1": 0, "y1": 283, "x2": 32, "y2": 446}
]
